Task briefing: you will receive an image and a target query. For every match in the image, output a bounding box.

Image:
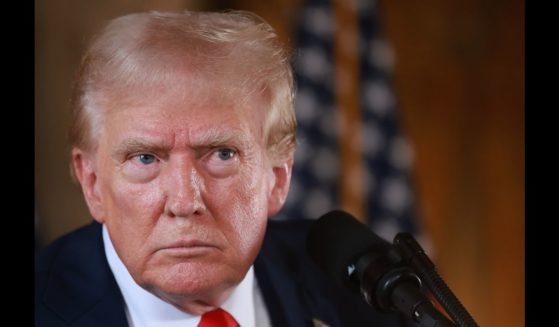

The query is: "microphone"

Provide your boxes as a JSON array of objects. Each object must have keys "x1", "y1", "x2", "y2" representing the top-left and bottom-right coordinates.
[{"x1": 306, "y1": 210, "x2": 457, "y2": 327}]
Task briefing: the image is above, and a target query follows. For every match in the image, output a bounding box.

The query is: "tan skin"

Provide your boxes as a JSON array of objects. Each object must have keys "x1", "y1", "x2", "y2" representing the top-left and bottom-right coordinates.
[{"x1": 71, "y1": 79, "x2": 292, "y2": 315}]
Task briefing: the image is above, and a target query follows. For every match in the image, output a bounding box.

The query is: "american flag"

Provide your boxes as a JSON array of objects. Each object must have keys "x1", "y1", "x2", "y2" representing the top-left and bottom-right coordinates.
[{"x1": 273, "y1": 0, "x2": 422, "y2": 241}]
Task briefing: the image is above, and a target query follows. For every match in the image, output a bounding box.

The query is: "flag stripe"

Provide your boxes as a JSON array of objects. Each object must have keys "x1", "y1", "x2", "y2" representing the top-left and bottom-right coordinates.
[
  {"x1": 276, "y1": 0, "x2": 421, "y2": 242},
  {"x1": 333, "y1": 0, "x2": 365, "y2": 222}
]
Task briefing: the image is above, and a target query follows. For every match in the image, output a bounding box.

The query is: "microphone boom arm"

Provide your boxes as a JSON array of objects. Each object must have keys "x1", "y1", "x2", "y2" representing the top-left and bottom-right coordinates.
[{"x1": 393, "y1": 233, "x2": 479, "y2": 327}]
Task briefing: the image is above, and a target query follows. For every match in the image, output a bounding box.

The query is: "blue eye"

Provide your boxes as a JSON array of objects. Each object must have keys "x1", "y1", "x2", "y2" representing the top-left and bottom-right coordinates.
[
  {"x1": 137, "y1": 154, "x2": 156, "y2": 165},
  {"x1": 217, "y1": 148, "x2": 236, "y2": 161}
]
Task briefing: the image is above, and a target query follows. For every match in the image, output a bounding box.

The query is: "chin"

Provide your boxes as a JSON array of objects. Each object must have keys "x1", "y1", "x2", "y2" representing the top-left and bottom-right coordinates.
[{"x1": 141, "y1": 261, "x2": 245, "y2": 307}]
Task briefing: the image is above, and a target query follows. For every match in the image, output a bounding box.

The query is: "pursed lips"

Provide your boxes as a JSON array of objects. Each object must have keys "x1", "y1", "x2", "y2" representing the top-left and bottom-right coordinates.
[
  {"x1": 164, "y1": 239, "x2": 218, "y2": 249},
  {"x1": 157, "y1": 239, "x2": 221, "y2": 257}
]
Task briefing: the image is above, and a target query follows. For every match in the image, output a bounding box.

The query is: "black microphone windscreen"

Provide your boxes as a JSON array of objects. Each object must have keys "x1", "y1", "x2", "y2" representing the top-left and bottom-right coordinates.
[{"x1": 306, "y1": 210, "x2": 391, "y2": 286}]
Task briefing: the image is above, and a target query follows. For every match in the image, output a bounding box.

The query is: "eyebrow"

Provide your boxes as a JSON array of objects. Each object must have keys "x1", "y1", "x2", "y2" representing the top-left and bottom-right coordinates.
[
  {"x1": 112, "y1": 139, "x2": 172, "y2": 158},
  {"x1": 191, "y1": 128, "x2": 251, "y2": 148},
  {"x1": 111, "y1": 128, "x2": 252, "y2": 158}
]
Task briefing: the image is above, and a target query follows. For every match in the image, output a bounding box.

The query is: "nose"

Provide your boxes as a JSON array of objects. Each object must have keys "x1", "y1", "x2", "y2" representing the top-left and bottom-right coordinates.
[{"x1": 163, "y1": 156, "x2": 205, "y2": 218}]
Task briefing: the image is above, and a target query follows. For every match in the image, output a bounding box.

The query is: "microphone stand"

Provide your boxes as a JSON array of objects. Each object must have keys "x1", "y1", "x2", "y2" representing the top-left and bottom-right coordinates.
[
  {"x1": 393, "y1": 233, "x2": 479, "y2": 327},
  {"x1": 357, "y1": 253, "x2": 456, "y2": 327}
]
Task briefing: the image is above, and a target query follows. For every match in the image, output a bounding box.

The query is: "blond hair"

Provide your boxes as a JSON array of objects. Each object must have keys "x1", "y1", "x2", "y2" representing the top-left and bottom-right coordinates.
[{"x1": 69, "y1": 10, "x2": 296, "y2": 162}]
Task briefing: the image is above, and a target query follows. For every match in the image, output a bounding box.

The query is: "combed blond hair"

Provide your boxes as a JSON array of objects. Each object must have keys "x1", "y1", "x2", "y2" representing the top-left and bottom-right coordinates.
[{"x1": 69, "y1": 10, "x2": 296, "y2": 162}]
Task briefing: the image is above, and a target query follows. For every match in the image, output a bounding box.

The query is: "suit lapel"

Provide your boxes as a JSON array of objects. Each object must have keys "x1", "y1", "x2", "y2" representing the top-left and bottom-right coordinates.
[
  {"x1": 41, "y1": 223, "x2": 128, "y2": 326},
  {"x1": 254, "y1": 221, "x2": 342, "y2": 327},
  {"x1": 254, "y1": 239, "x2": 309, "y2": 327}
]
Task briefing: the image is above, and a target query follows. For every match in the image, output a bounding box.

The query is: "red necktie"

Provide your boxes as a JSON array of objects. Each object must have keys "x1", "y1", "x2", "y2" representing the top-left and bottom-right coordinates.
[{"x1": 198, "y1": 308, "x2": 239, "y2": 327}]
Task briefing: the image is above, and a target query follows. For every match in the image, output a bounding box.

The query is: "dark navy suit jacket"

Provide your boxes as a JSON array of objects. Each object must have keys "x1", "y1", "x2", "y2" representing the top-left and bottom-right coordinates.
[{"x1": 36, "y1": 219, "x2": 414, "y2": 326}]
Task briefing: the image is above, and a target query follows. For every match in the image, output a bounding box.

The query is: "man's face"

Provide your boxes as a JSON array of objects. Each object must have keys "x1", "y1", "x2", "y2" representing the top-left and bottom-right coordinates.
[{"x1": 75, "y1": 80, "x2": 290, "y2": 313}]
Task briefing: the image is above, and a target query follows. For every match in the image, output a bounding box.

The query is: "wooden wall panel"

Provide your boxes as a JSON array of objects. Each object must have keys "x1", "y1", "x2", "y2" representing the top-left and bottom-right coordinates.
[{"x1": 378, "y1": 1, "x2": 524, "y2": 326}]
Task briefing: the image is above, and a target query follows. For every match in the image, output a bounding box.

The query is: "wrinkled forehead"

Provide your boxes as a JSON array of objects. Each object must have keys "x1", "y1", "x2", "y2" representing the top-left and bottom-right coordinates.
[
  {"x1": 95, "y1": 64, "x2": 271, "y2": 142},
  {"x1": 100, "y1": 51, "x2": 269, "y2": 112},
  {"x1": 85, "y1": 31, "x2": 277, "y2": 148}
]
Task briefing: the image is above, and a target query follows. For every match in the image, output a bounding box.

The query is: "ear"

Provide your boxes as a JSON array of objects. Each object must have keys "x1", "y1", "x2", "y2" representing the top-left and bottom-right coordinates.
[
  {"x1": 72, "y1": 148, "x2": 106, "y2": 223},
  {"x1": 267, "y1": 157, "x2": 294, "y2": 217}
]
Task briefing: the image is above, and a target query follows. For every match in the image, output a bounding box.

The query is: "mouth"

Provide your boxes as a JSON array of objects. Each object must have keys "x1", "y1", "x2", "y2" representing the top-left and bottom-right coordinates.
[{"x1": 159, "y1": 240, "x2": 219, "y2": 257}]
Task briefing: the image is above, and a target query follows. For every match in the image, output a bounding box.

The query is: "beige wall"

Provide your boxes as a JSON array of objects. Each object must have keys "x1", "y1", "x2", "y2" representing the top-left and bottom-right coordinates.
[{"x1": 35, "y1": 1, "x2": 524, "y2": 326}]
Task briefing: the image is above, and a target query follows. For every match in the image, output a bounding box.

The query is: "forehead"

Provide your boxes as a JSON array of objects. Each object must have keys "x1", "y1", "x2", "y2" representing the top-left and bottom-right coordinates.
[{"x1": 99, "y1": 75, "x2": 268, "y2": 146}]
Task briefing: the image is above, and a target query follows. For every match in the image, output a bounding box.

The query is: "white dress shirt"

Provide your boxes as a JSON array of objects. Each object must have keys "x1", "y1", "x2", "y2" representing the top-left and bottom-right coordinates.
[{"x1": 103, "y1": 225, "x2": 271, "y2": 327}]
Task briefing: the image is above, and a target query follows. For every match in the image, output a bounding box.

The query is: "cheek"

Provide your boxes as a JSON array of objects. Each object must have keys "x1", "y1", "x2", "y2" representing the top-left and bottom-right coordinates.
[
  {"x1": 225, "y1": 166, "x2": 271, "y2": 256},
  {"x1": 101, "y1": 175, "x2": 167, "y2": 270},
  {"x1": 100, "y1": 170, "x2": 166, "y2": 249},
  {"x1": 106, "y1": 179, "x2": 164, "y2": 221}
]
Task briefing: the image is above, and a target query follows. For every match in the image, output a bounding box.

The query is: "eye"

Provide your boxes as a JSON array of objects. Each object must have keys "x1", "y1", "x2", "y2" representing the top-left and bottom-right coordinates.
[
  {"x1": 204, "y1": 147, "x2": 239, "y2": 177},
  {"x1": 216, "y1": 148, "x2": 236, "y2": 161},
  {"x1": 121, "y1": 153, "x2": 161, "y2": 183},
  {"x1": 136, "y1": 154, "x2": 157, "y2": 165}
]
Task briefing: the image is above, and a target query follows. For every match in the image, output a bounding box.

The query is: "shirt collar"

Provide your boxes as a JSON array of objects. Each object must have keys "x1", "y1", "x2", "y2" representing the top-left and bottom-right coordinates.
[{"x1": 103, "y1": 224, "x2": 255, "y2": 327}]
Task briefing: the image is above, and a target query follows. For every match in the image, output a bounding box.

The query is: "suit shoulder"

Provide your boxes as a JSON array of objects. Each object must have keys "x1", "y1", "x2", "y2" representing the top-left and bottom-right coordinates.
[
  {"x1": 35, "y1": 222, "x2": 128, "y2": 326},
  {"x1": 266, "y1": 218, "x2": 313, "y2": 242},
  {"x1": 36, "y1": 222, "x2": 102, "y2": 272},
  {"x1": 264, "y1": 218, "x2": 315, "y2": 260}
]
